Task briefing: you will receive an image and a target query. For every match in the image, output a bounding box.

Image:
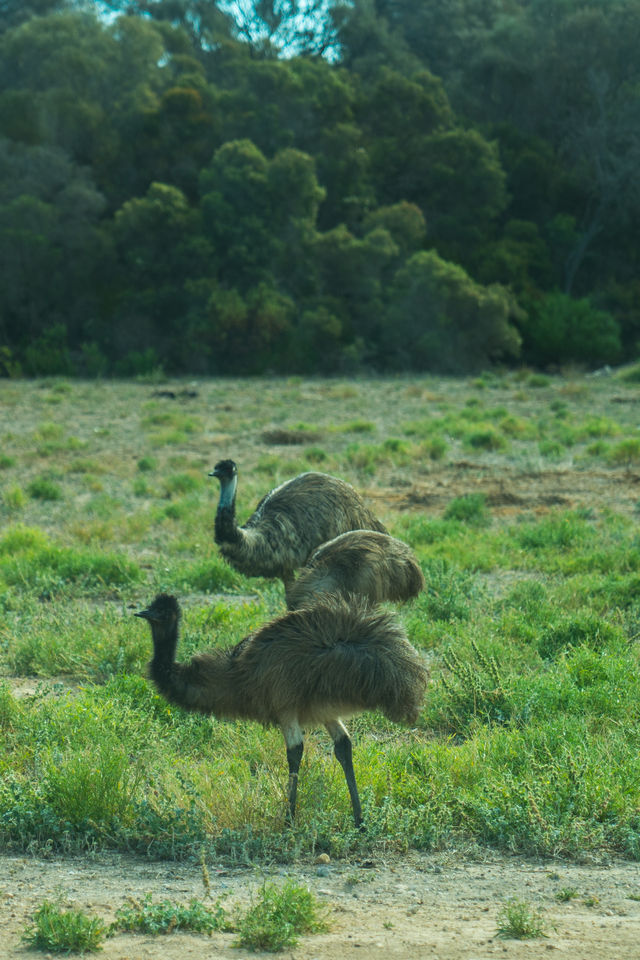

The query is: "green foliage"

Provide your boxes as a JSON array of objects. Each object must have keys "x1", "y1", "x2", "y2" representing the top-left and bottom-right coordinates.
[
  {"x1": 0, "y1": 524, "x2": 141, "y2": 594},
  {"x1": 537, "y1": 614, "x2": 621, "y2": 661},
  {"x1": 0, "y1": 2, "x2": 636, "y2": 375},
  {"x1": 522, "y1": 293, "x2": 621, "y2": 368},
  {"x1": 443, "y1": 493, "x2": 488, "y2": 526},
  {"x1": 27, "y1": 476, "x2": 63, "y2": 501},
  {"x1": 22, "y1": 900, "x2": 106, "y2": 954},
  {"x1": 435, "y1": 641, "x2": 515, "y2": 734},
  {"x1": 496, "y1": 899, "x2": 547, "y2": 939},
  {"x1": 234, "y1": 881, "x2": 329, "y2": 952},
  {"x1": 2, "y1": 375, "x2": 640, "y2": 869},
  {"x1": 112, "y1": 893, "x2": 230, "y2": 935},
  {"x1": 383, "y1": 249, "x2": 521, "y2": 371}
]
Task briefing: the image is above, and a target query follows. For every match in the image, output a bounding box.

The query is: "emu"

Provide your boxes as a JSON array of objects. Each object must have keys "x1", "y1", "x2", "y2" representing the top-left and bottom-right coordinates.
[
  {"x1": 285, "y1": 529, "x2": 425, "y2": 611},
  {"x1": 135, "y1": 592, "x2": 427, "y2": 828},
  {"x1": 209, "y1": 459, "x2": 388, "y2": 592}
]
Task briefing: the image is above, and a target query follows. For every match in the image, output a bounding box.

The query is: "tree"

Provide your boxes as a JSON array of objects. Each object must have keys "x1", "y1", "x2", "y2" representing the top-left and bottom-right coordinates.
[
  {"x1": 382, "y1": 250, "x2": 521, "y2": 372},
  {"x1": 520, "y1": 292, "x2": 621, "y2": 368}
]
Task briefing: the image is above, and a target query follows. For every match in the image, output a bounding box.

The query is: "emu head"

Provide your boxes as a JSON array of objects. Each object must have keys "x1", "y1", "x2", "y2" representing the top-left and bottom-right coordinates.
[
  {"x1": 135, "y1": 593, "x2": 180, "y2": 626},
  {"x1": 209, "y1": 459, "x2": 237, "y2": 481}
]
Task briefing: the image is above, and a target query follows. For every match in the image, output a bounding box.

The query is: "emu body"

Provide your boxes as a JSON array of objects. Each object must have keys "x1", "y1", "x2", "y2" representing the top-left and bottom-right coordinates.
[
  {"x1": 285, "y1": 529, "x2": 425, "y2": 610},
  {"x1": 135, "y1": 593, "x2": 427, "y2": 828},
  {"x1": 209, "y1": 460, "x2": 388, "y2": 590}
]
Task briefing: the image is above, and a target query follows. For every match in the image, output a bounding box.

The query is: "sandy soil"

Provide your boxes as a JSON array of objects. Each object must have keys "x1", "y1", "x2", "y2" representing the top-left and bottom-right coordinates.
[{"x1": 2, "y1": 849, "x2": 640, "y2": 959}]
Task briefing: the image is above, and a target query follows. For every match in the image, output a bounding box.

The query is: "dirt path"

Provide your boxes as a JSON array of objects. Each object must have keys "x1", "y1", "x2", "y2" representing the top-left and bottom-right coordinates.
[{"x1": 1, "y1": 850, "x2": 639, "y2": 959}]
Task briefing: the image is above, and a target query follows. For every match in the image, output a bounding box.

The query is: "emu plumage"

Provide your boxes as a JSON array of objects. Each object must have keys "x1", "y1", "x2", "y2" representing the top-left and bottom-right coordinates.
[
  {"x1": 135, "y1": 592, "x2": 427, "y2": 827},
  {"x1": 209, "y1": 459, "x2": 388, "y2": 591},
  {"x1": 285, "y1": 529, "x2": 425, "y2": 610}
]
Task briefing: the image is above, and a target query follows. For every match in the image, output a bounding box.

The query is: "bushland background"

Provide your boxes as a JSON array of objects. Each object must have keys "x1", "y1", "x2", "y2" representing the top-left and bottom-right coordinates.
[{"x1": 1, "y1": 0, "x2": 639, "y2": 378}]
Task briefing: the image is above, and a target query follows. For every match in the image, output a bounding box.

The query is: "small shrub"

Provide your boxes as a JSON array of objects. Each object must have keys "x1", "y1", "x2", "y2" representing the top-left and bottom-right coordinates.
[
  {"x1": 434, "y1": 640, "x2": 514, "y2": 734},
  {"x1": 133, "y1": 477, "x2": 149, "y2": 497},
  {"x1": 515, "y1": 512, "x2": 592, "y2": 551},
  {"x1": 234, "y1": 880, "x2": 329, "y2": 952},
  {"x1": 465, "y1": 427, "x2": 506, "y2": 451},
  {"x1": 527, "y1": 373, "x2": 551, "y2": 388},
  {"x1": 3, "y1": 484, "x2": 26, "y2": 509},
  {"x1": 421, "y1": 436, "x2": 448, "y2": 460},
  {"x1": 169, "y1": 556, "x2": 241, "y2": 592},
  {"x1": 43, "y1": 741, "x2": 143, "y2": 826},
  {"x1": 443, "y1": 493, "x2": 488, "y2": 526},
  {"x1": 22, "y1": 901, "x2": 106, "y2": 954},
  {"x1": 304, "y1": 446, "x2": 328, "y2": 464},
  {"x1": 496, "y1": 898, "x2": 546, "y2": 939},
  {"x1": 137, "y1": 456, "x2": 157, "y2": 472},
  {"x1": 112, "y1": 893, "x2": 230, "y2": 935},
  {"x1": 340, "y1": 420, "x2": 375, "y2": 433},
  {"x1": 537, "y1": 613, "x2": 620, "y2": 660},
  {"x1": 415, "y1": 558, "x2": 481, "y2": 622},
  {"x1": 607, "y1": 439, "x2": 640, "y2": 466},
  {"x1": 555, "y1": 887, "x2": 579, "y2": 902},
  {"x1": 0, "y1": 453, "x2": 16, "y2": 469},
  {"x1": 539, "y1": 440, "x2": 565, "y2": 459},
  {"x1": 27, "y1": 477, "x2": 63, "y2": 501},
  {"x1": 163, "y1": 472, "x2": 202, "y2": 497}
]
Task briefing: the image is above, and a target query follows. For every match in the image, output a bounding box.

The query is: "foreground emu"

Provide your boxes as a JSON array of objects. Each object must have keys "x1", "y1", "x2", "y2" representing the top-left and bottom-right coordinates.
[
  {"x1": 209, "y1": 459, "x2": 387, "y2": 591},
  {"x1": 135, "y1": 593, "x2": 427, "y2": 827},
  {"x1": 285, "y1": 529, "x2": 425, "y2": 610}
]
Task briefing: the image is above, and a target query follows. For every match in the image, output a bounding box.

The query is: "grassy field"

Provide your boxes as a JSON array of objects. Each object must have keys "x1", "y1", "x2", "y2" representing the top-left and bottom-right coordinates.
[{"x1": 1, "y1": 369, "x2": 640, "y2": 865}]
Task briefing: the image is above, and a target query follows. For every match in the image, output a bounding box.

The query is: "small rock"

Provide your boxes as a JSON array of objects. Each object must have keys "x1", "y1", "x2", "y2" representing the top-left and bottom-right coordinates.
[
  {"x1": 315, "y1": 853, "x2": 331, "y2": 865},
  {"x1": 316, "y1": 865, "x2": 331, "y2": 878}
]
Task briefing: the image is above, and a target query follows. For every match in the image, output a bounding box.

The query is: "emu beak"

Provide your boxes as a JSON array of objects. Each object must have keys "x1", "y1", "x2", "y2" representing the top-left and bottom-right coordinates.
[
  {"x1": 208, "y1": 467, "x2": 221, "y2": 478},
  {"x1": 134, "y1": 609, "x2": 150, "y2": 620}
]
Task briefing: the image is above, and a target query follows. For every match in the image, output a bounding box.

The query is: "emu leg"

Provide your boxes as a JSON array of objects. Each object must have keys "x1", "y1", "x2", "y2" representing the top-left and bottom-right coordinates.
[
  {"x1": 326, "y1": 720, "x2": 363, "y2": 829},
  {"x1": 282, "y1": 720, "x2": 304, "y2": 825}
]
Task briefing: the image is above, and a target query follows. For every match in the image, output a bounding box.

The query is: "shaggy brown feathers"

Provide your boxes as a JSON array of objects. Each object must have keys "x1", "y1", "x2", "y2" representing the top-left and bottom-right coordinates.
[
  {"x1": 135, "y1": 592, "x2": 427, "y2": 826},
  {"x1": 285, "y1": 530, "x2": 425, "y2": 611},
  {"x1": 209, "y1": 459, "x2": 388, "y2": 590}
]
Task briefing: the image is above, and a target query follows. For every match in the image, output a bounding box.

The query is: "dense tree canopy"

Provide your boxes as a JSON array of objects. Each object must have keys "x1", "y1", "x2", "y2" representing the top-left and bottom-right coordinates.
[{"x1": 0, "y1": 0, "x2": 637, "y2": 376}]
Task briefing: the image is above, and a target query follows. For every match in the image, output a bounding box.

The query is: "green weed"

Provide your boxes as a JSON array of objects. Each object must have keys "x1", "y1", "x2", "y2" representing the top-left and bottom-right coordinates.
[
  {"x1": 2, "y1": 484, "x2": 26, "y2": 509},
  {"x1": 496, "y1": 898, "x2": 547, "y2": 938},
  {"x1": 111, "y1": 893, "x2": 230, "y2": 935},
  {"x1": 443, "y1": 493, "x2": 488, "y2": 526},
  {"x1": 607, "y1": 439, "x2": 640, "y2": 466},
  {"x1": 27, "y1": 476, "x2": 63, "y2": 501},
  {"x1": 22, "y1": 900, "x2": 106, "y2": 954},
  {"x1": 234, "y1": 880, "x2": 329, "y2": 952},
  {"x1": 555, "y1": 886, "x2": 579, "y2": 901},
  {"x1": 464, "y1": 427, "x2": 507, "y2": 451}
]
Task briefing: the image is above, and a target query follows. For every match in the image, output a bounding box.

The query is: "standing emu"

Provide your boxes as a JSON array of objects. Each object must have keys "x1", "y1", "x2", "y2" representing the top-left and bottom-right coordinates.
[
  {"x1": 135, "y1": 593, "x2": 427, "y2": 828},
  {"x1": 209, "y1": 459, "x2": 388, "y2": 591},
  {"x1": 285, "y1": 529, "x2": 425, "y2": 611}
]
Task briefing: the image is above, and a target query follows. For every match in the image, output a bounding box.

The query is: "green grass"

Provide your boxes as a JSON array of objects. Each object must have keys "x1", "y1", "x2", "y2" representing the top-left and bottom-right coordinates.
[
  {"x1": 1, "y1": 373, "x2": 640, "y2": 866},
  {"x1": 111, "y1": 893, "x2": 230, "y2": 935},
  {"x1": 22, "y1": 901, "x2": 106, "y2": 954},
  {"x1": 496, "y1": 898, "x2": 547, "y2": 938},
  {"x1": 234, "y1": 880, "x2": 329, "y2": 952}
]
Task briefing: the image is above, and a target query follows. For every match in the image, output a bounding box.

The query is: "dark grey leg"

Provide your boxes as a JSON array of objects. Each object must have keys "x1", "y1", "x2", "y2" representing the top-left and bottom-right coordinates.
[
  {"x1": 285, "y1": 741, "x2": 304, "y2": 824},
  {"x1": 326, "y1": 720, "x2": 364, "y2": 829},
  {"x1": 281, "y1": 719, "x2": 305, "y2": 825}
]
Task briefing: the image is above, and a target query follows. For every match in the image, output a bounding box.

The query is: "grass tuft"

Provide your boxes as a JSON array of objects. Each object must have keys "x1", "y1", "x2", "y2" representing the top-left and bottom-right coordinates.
[
  {"x1": 111, "y1": 893, "x2": 230, "y2": 935},
  {"x1": 496, "y1": 898, "x2": 547, "y2": 939},
  {"x1": 234, "y1": 880, "x2": 329, "y2": 952},
  {"x1": 22, "y1": 900, "x2": 106, "y2": 954}
]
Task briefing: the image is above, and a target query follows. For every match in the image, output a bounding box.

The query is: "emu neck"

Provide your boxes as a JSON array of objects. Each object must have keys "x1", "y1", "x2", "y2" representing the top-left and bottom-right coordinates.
[
  {"x1": 148, "y1": 619, "x2": 179, "y2": 692},
  {"x1": 215, "y1": 474, "x2": 241, "y2": 545}
]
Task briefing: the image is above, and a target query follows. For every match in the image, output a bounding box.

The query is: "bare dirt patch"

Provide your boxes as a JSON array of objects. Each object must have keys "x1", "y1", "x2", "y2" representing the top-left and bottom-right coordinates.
[
  {"x1": 389, "y1": 461, "x2": 640, "y2": 519},
  {"x1": 2, "y1": 850, "x2": 639, "y2": 959}
]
